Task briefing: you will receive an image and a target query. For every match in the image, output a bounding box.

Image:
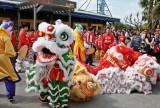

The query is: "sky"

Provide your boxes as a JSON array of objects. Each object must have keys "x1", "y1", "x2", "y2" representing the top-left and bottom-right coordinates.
[{"x1": 70, "y1": 0, "x2": 143, "y2": 22}]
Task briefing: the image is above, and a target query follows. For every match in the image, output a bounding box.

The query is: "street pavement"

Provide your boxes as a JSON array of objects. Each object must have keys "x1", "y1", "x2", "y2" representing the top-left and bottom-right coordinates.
[{"x1": 0, "y1": 60, "x2": 160, "y2": 108}]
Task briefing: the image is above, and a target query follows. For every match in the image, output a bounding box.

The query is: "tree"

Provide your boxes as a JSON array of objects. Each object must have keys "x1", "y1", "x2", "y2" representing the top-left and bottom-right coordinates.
[
  {"x1": 151, "y1": 1, "x2": 160, "y2": 31},
  {"x1": 124, "y1": 12, "x2": 143, "y2": 31},
  {"x1": 139, "y1": 0, "x2": 160, "y2": 31}
]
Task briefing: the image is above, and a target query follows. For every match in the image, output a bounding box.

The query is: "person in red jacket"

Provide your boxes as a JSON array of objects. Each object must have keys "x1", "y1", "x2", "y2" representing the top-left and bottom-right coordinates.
[
  {"x1": 95, "y1": 33, "x2": 102, "y2": 60},
  {"x1": 27, "y1": 28, "x2": 37, "y2": 47},
  {"x1": 101, "y1": 27, "x2": 114, "y2": 57},
  {"x1": 84, "y1": 26, "x2": 96, "y2": 66},
  {"x1": 11, "y1": 32, "x2": 16, "y2": 47},
  {"x1": 18, "y1": 23, "x2": 29, "y2": 52},
  {"x1": 35, "y1": 30, "x2": 40, "y2": 38},
  {"x1": 118, "y1": 31, "x2": 126, "y2": 43}
]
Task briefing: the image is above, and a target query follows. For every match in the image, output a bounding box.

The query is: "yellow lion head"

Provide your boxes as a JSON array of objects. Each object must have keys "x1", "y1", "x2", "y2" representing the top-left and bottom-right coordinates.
[{"x1": 70, "y1": 61, "x2": 99, "y2": 101}]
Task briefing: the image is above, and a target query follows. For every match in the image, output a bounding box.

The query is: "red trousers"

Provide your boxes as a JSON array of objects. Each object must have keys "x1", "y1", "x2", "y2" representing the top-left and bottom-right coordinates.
[{"x1": 101, "y1": 44, "x2": 109, "y2": 57}]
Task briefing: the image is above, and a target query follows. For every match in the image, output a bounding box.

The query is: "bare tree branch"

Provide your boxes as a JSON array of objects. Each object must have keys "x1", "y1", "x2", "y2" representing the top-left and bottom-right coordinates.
[{"x1": 124, "y1": 12, "x2": 143, "y2": 31}]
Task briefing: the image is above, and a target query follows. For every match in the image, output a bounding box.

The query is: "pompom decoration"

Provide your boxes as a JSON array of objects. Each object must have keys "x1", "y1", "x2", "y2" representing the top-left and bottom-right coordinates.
[{"x1": 1, "y1": 20, "x2": 14, "y2": 31}]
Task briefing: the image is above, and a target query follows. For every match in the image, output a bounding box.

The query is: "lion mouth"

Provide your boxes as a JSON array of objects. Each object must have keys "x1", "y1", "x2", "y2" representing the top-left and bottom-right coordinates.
[{"x1": 36, "y1": 48, "x2": 59, "y2": 63}]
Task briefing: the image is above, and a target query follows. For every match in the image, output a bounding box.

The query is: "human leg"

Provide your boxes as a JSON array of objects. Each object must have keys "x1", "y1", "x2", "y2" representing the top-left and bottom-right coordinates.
[
  {"x1": 4, "y1": 79, "x2": 15, "y2": 102},
  {"x1": 48, "y1": 80, "x2": 60, "y2": 108},
  {"x1": 59, "y1": 81, "x2": 69, "y2": 108}
]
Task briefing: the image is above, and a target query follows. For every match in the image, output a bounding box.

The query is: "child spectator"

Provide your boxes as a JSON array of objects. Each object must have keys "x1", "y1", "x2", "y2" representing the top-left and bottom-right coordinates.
[
  {"x1": 27, "y1": 28, "x2": 37, "y2": 47},
  {"x1": 114, "y1": 36, "x2": 119, "y2": 44},
  {"x1": 95, "y1": 33, "x2": 102, "y2": 60},
  {"x1": 125, "y1": 37, "x2": 131, "y2": 47},
  {"x1": 139, "y1": 43, "x2": 147, "y2": 54},
  {"x1": 118, "y1": 31, "x2": 126, "y2": 43}
]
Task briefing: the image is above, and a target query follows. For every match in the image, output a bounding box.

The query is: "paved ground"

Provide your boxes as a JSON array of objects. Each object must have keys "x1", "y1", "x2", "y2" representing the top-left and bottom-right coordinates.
[{"x1": 0, "y1": 60, "x2": 160, "y2": 108}]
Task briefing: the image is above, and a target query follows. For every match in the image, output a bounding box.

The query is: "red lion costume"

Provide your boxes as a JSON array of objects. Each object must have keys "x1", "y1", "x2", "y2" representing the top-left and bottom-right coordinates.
[{"x1": 85, "y1": 43, "x2": 142, "y2": 75}]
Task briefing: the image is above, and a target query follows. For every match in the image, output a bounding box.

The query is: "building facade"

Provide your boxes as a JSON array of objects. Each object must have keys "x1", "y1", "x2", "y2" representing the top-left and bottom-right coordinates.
[{"x1": 0, "y1": 0, "x2": 120, "y2": 31}]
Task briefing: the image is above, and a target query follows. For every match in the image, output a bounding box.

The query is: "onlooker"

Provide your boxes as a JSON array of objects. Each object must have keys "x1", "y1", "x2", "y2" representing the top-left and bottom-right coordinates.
[
  {"x1": 84, "y1": 26, "x2": 96, "y2": 66},
  {"x1": 27, "y1": 28, "x2": 37, "y2": 47},
  {"x1": 101, "y1": 27, "x2": 114, "y2": 57},
  {"x1": 114, "y1": 36, "x2": 119, "y2": 44},
  {"x1": 144, "y1": 32, "x2": 153, "y2": 55},
  {"x1": 95, "y1": 33, "x2": 102, "y2": 60},
  {"x1": 114, "y1": 32, "x2": 119, "y2": 44},
  {"x1": 11, "y1": 31, "x2": 17, "y2": 47},
  {"x1": 139, "y1": 43, "x2": 147, "y2": 54},
  {"x1": 153, "y1": 43, "x2": 159, "y2": 60},
  {"x1": 125, "y1": 30, "x2": 130, "y2": 37},
  {"x1": 125, "y1": 37, "x2": 131, "y2": 47},
  {"x1": 131, "y1": 31, "x2": 142, "y2": 51},
  {"x1": 111, "y1": 26, "x2": 116, "y2": 36},
  {"x1": 129, "y1": 31, "x2": 135, "y2": 40},
  {"x1": 155, "y1": 29, "x2": 160, "y2": 47},
  {"x1": 155, "y1": 30, "x2": 160, "y2": 61},
  {"x1": 35, "y1": 30, "x2": 40, "y2": 38},
  {"x1": 140, "y1": 29, "x2": 147, "y2": 43},
  {"x1": 118, "y1": 31, "x2": 126, "y2": 43}
]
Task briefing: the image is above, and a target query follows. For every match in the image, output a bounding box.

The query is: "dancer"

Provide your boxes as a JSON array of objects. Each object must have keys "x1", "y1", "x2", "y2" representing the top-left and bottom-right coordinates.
[
  {"x1": 73, "y1": 24, "x2": 86, "y2": 63},
  {"x1": 0, "y1": 20, "x2": 21, "y2": 102}
]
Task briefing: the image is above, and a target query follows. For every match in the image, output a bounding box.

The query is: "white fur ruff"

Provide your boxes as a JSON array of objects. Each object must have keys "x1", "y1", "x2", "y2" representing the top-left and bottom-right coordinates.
[{"x1": 96, "y1": 67, "x2": 152, "y2": 95}]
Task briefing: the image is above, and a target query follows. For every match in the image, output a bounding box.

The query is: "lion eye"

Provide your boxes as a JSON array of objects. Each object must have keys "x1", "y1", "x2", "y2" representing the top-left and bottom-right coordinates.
[
  {"x1": 60, "y1": 32, "x2": 68, "y2": 41},
  {"x1": 150, "y1": 62, "x2": 154, "y2": 65}
]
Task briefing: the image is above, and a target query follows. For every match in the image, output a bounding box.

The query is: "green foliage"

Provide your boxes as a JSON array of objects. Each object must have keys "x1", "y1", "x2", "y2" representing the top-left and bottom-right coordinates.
[
  {"x1": 114, "y1": 22, "x2": 133, "y2": 31},
  {"x1": 142, "y1": 23, "x2": 149, "y2": 30},
  {"x1": 139, "y1": 0, "x2": 160, "y2": 31}
]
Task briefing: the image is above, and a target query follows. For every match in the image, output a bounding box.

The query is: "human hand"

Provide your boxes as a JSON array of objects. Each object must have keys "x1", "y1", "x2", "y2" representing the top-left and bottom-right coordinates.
[{"x1": 83, "y1": 49, "x2": 87, "y2": 53}]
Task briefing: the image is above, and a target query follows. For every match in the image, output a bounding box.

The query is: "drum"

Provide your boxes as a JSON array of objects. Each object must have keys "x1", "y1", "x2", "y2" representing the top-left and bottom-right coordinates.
[
  {"x1": 18, "y1": 45, "x2": 28, "y2": 60},
  {"x1": 86, "y1": 47, "x2": 95, "y2": 55}
]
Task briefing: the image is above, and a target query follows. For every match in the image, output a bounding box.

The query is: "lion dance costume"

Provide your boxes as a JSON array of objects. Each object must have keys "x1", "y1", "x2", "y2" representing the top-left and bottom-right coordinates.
[
  {"x1": 25, "y1": 20, "x2": 76, "y2": 108},
  {"x1": 70, "y1": 61, "x2": 99, "y2": 101},
  {"x1": 84, "y1": 43, "x2": 160, "y2": 95}
]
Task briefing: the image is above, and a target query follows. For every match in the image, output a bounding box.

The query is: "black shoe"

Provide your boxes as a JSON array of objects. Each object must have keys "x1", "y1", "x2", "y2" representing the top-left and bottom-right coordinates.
[
  {"x1": 41, "y1": 100, "x2": 49, "y2": 103},
  {"x1": 62, "y1": 106, "x2": 68, "y2": 108},
  {"x1": 8, "y1": 96, "x2": 14, "y2": 102},
  {"x1": 90, "y1": 64, "x2": 96, "y2": 67},
  {"x1": 38, "y1": 97, "x2": 49, "y2": 103}
]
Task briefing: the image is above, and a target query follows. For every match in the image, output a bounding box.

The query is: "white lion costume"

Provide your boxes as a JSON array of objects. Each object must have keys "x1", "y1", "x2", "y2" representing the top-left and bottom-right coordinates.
[{"x1": 25, "y1": 20, "x2": 76, "y2": 108}]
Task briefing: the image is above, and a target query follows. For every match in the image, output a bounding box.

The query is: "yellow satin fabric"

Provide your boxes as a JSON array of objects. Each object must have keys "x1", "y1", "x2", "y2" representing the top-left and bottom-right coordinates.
[
  {"x1": 0, "y1": 27, "x2": 18, "y2": 81},
  {"x1": 95, "y1": 49, "x2": 102, "y2": 60},
  {"x1": 73, "y1": 30, "x2": 86, "y2": 62}
]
